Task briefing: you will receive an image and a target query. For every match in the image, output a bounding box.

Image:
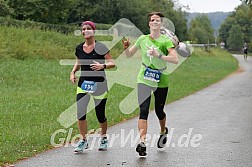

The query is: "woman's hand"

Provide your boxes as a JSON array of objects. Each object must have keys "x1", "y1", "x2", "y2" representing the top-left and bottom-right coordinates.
[
  {"x1": 70, "y1": 72, "x2": 77, "y2": 84},
  {"x1": 90, "y1": 61, "x2": 104, "y2": 71}
]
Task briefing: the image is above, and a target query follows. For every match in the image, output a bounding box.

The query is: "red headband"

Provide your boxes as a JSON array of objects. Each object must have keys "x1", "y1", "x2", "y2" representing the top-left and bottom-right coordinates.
[{"x1": 81, "y1": 21, "x2": 96, "y2": 30}]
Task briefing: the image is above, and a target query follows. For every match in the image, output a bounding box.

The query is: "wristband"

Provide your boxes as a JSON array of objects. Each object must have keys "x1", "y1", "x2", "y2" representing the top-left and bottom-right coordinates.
[
  {"x1": 103, "y1": 64, "x2": 107, "y2": 69},
  {"x1": 158, "y1": 54, "x2": 163, "y2": 59}
]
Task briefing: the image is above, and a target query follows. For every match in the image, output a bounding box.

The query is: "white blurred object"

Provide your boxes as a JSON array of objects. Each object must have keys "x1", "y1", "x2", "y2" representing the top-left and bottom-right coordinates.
[
  {"x1": 176, "y1": 42, "x2": 191, "y2": 58},
  {"x1": 160, "y1": 27, "x2": 192, "y2": 58},
  {"x1": 74, "y1": 30, "x2": 82, "y2": 36},
  {"x1": 160, "y1": 27, "x2": 179, "y2": 47}
]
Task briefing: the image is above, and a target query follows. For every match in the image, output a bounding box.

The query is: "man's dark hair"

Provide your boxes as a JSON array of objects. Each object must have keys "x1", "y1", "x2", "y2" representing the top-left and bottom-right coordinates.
[{"x1": 147, "y1": 12, "x2": 164, "y2": 22}]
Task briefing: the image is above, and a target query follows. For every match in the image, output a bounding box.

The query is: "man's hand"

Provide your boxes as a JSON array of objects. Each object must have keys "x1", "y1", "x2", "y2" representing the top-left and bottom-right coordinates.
[
  {"x1": 147, "y1": 45, "x2": 159, "y2": 57},
  {"x1": 122, "y1": 37, "x2": 131, "y2": 50}
]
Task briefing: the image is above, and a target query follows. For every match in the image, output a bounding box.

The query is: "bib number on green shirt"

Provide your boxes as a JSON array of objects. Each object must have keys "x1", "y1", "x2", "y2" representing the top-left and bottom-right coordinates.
[
  {"x1": 143, "y1": 67, "x2": 161, "y2": 82},
  {"x1": 81, "y1": 80, "x2": 97, "y2": 93}
]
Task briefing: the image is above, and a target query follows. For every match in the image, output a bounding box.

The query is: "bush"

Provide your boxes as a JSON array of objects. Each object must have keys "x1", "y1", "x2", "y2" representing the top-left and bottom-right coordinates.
[{"x1": 0, "y1": 17, "x2": 112, "y2": 34}]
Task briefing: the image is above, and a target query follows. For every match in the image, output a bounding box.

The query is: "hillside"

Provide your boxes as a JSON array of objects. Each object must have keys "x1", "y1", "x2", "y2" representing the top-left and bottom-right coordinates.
[{"x1": 187, "y1": 12, "x2": 232, "y2": 31}]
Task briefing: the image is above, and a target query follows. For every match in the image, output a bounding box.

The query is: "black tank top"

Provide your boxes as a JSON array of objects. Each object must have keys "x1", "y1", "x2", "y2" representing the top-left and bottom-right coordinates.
[{"x1": 75, "y1": 41, "x2": 109, "y2": 86}]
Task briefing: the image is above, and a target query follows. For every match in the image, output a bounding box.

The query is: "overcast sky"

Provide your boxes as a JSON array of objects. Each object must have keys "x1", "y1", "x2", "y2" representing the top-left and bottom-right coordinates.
[{"x1": 177, "y1": 0, "x2": 242, "y2": 13}]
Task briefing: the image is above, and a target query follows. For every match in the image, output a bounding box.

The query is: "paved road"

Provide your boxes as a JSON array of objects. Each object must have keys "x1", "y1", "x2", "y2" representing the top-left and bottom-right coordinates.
[{"x1": 15, "y1": 55, "x2": 252, "y2": 167}]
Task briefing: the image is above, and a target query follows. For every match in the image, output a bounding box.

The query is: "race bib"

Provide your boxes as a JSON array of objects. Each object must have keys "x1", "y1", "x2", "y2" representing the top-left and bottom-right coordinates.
[
  {"x1": 81, "y1": 80, "x2": 97, "y2": 93},
  {"x1": 143, "y1": 68, "x2": 161, "y2": 82}
]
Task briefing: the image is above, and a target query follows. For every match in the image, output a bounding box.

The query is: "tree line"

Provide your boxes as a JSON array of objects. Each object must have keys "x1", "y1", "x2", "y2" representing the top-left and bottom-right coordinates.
[
  {"x1": 186, "y1": 1, "x2": 251, "y2": 50},
  {"x1": 0, "y1": 0, "x2": 188, "y2": 39},
  {"x1": 1, "y1": 0, "x2": 251, "y2": 50},
  {"x1": 218, "y1": 2, "x2": 251, "y2": 50}
]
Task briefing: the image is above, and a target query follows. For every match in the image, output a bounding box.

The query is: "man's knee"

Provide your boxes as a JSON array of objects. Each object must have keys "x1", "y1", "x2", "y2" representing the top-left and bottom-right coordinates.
[
  {"x1": 139, "y1": 109, "x2": 149, "y2": 120},
  {"x1": 155, "y1": 110, "x2": 166, "y2": 120}
]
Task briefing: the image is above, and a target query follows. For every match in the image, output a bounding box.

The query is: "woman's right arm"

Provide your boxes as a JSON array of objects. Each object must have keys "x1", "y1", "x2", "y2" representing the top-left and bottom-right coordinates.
[{"x1": 70, "y1": 59, "x2": 80, "y2": 84}]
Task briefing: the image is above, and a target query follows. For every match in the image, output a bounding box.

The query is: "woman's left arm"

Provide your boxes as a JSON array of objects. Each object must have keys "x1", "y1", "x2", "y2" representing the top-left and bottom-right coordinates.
[{"x1": 90, "y1": 53, "x2": 115, "y2": 71}]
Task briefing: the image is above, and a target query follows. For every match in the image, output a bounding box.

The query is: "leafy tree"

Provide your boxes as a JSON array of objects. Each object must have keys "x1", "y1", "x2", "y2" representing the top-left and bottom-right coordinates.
[
  {"x1": 241, "y1": 0, "x2": 252, "y2": 8},
  {"x1": 242, "y1": 0, "x2": 251, "y2": 4},
  {"x1": 8, "y1": 0, "x2": 74, "y2": 23},
  {"x1": 163, "y1": 5, "x2": 188, "y2": 41},
  {"x1": 218, "y1": 16, "x2": 236, "y2": 44},
  {"x1": 4, "y1": 0, "x2": 188, "y2": 39},
  {"x1": 218, "y1": 3, "x2": 251, "y2": 49},
  {"x1": 191, "y1": 27, "x2": 210, "y2": 43},
  {"x1": 66, "y1": 0, "x2": 187, "y2": 38},
  {"x1": 234, "y1": 4, "x2": 252, "y2": 42},
  {"x1": 0, "y1": 0, "x2": 14, "y2": 17},
  {"x1": 227, "y1": 24, "x2": 244, "y2": 50},
  {"x1": 188, "y1": 14, "x2": 215, "y2": 43},
  {"x1": 67, "y1": 0, "x2": 101, "y2": 24},
  {"x1": 119, "y1": 0, "x2": 150, "y2": 33}
]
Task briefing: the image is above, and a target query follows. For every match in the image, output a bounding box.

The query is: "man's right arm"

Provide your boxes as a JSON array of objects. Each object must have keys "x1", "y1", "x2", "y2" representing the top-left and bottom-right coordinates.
[{"x1": 124, "y1": 44, "x2": 138, "y2": 58}]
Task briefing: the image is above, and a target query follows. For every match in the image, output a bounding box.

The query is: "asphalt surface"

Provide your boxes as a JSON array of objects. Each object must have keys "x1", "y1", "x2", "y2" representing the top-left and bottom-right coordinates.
[{"x1": 15, "y1": 54, "x2": 252, "y2": 167}]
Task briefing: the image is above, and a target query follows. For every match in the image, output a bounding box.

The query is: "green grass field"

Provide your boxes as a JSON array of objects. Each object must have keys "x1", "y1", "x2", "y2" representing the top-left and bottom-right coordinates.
[{"x1": 0, "y1": 25, "x2": 238, "y2": 165}]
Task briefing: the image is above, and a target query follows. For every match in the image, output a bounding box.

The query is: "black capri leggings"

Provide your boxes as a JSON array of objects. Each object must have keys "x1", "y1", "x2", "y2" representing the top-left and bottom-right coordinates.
[
  {"x1": 76, "y1": 93, "x2": 107, "y2": 123},
  {"x1": 138, "y1": 83, "x2": 168, "y2": 120}
]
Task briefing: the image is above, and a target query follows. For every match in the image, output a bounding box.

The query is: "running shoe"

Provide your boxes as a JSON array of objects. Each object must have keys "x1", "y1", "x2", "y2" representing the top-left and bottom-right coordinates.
[
  {"x1": 157, "y1": 127, "x2": 168, "y2": 148},
  {"x1": 74, "y1": 139, "x2": 88, "y2": 153},
  {"x1": 136, "y1": 142, "x2": 147, "y2": 156},
  {"x1": 98, "y1": 137, "x2": 108, "y2": 151}
]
